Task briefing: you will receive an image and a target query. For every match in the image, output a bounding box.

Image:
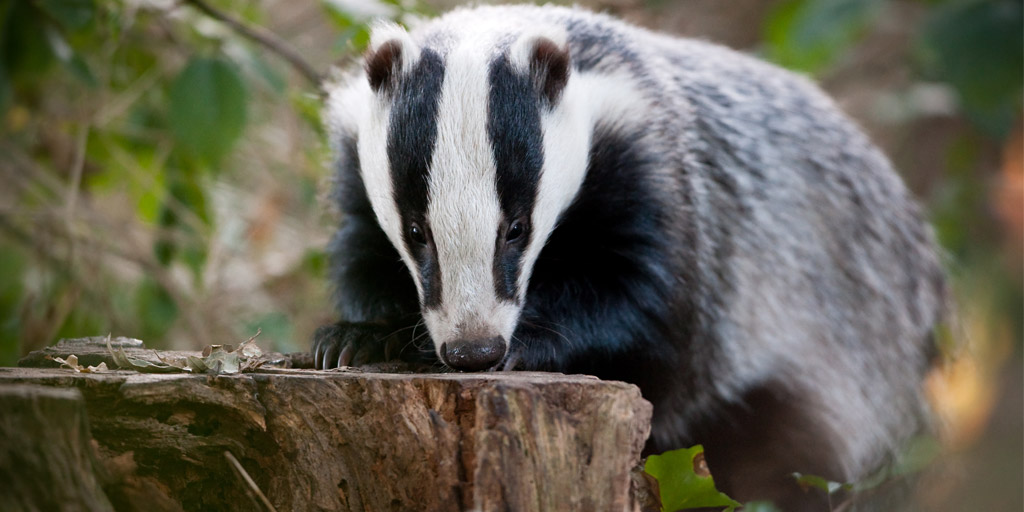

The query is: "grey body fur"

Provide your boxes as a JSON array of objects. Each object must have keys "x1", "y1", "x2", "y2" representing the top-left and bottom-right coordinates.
[{"x1": 324, "y1": 5, "x2": 946, "y2": 507}]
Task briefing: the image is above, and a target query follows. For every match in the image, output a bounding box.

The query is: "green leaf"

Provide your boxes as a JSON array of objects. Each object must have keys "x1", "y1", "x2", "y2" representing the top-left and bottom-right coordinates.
[
  {"x1": 41, "y1": 24, "x2": 97, "y2": 87},
  {"x1": 792, "y1": 472, "x2": 852, "y2": 495},
  {"x1": 930, "y1": 134, "x2": 987, "y2": 256},
  {"x1": 290, "y1": 90, "x2": 324, "y2": 134},
  {"x1": 154, "y1": 171, "x2": 210, "y2": 276},
  {"x1": 86, "y1": 133, "x2": 168, "y2": 223},
  {"x1": 135, "y1": 278, "x2": 179, "y2": 341},
  {"x1": 37, "y1": 0, "x2": 95, "y2": 31},
  {"x1": 169, "y1": 57, "x2": 248, "y2": 166},
  {"x1": 321, "y1": 0, "x2": 398, "y2": 25},
  {"x1": 53, "y1": 303, "x2": 106, "y2": 342},
  {"x1": 743, "y1": 501, "x2": 782, "y2": 512},
  {"x1": 135, "y1": 175, "x2": 164, "y2": 224},
  {"x1": 66, "y1": 52, "x2": 97, "y2": 86},
  {"x1": 890, "y1": 435, "x2": 942, "y2": 477},
  {"x1": 0, "y1": 243, "x2": 26, "y2": 366},
  {"x1": 763, "y1": 0, "x2": 882, "y2": 74},
  {"x1": 0, "y1": 61, "x2": 10, "y2": 114},
  {"x1": 321, "y1": 0, "x2": 355, "y2": 31},
  {"x1": 302, "y1": 248, "x2": 327, "y2": 275},
  {"x1": 3, "y1": 2, "x2": 57, "y2": 78},
  {"x1": 920, "y1": 0, "x2": 1023, "y2": 136},
  {"x1": 644, "y1": 445, "x2": 741, "y2": 511},
  {"x1": 0, "y1": 2, "x2": 9, "y2": 111},
  {"x1": 181, "y1": 243, "x2": 207, "y2": 279},
  {"x1": 169, "y1": 162, "x2": 211, "y2": 223}
]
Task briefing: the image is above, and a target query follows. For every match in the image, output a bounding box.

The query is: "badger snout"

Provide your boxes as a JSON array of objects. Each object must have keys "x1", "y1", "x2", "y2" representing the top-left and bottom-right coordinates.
[{"x1": 441, "y1": 336, "x2": 506, "y2": 371}]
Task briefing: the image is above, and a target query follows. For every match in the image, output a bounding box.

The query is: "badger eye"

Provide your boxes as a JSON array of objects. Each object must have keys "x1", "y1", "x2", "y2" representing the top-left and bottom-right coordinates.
[
  {"x1": 409, "y1": 223, "x2": 427, "y2": 245},
  {"x1": 505, "y1": 221, "x2": 525, "y2": 243}
]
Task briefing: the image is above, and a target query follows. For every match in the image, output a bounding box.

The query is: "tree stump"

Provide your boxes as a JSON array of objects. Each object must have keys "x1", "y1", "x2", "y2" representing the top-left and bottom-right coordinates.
[
  {"x1": 1, "y1": 347, "x2": 653, "y2": 511},
  {"x1": 0, "y1": 384, "x2": 114, "y2": 512}
]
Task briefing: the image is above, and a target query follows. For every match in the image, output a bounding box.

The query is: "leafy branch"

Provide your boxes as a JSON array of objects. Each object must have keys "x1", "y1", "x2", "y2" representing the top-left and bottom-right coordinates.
[{"x1": 180, "y1": 0, "x2": 322, "y2": 89}]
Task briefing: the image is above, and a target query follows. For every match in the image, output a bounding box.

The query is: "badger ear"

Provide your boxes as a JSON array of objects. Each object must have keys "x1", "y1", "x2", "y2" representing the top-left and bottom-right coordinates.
[
  {"x1": 364, "y1": 22, "x2": 421, "y2": 95},
  {"x1": 512, "y1": 31, "x2": 571, "y2": 105}
]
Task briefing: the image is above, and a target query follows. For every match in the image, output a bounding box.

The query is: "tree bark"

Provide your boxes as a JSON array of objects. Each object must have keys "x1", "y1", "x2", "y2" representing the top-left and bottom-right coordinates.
[
  {"x1": 0, "y1": 384, "x2": 114, "y2": 512},
  {"x1": 1, "y1": 355, "x2": 653, "y2": 511}
]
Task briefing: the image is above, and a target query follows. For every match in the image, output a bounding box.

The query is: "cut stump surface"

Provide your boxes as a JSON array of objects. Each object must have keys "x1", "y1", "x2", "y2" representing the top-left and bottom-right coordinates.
[{"x1": 0, "y1": 359, "x2": 653, "y2": 512}]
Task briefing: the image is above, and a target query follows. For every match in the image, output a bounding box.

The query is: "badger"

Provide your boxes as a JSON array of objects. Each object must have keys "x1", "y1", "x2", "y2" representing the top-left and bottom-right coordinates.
[{"x1": 314, "y1": 4, "x2": 946, "y2": 509}]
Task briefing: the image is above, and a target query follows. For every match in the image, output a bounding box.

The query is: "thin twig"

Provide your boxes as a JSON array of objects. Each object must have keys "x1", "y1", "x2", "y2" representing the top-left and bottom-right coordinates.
[
  {"x1": 64, "y1": 124, "x2": 89, "y2": 265},
  {"x1": 181, "y1": 0, "x2": 322, "y2": 88},
  {"x1": 66, "y1": 125, "x2": 89, "y2": 220},
  {"x1": 224, "y1": 451, "x2": 278, "y2": 512}
]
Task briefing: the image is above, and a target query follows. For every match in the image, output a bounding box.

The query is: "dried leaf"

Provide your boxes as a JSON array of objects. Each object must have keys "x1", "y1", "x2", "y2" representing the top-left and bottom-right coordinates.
[
  {"x1": 187, "y1": 355, "x2": 210, "y2": 373},
  {"x1": 53, "y1": 355, "x2": 82, "y2": 371},
  {"x1": 238, "y1": 329, "x2": 266, "y2": 372},
  {"x1": 240, "y1": 339, "x2": 262, "y2": 359},
  {"x1": 106, "y1": 335, "x2": 185, "y2": 373},
  {"x1": 203, "y1": 347, "x2": 241, "y2": 374},
  {"x1": 190, "y1": 329, "x2": 267, "y2": 374},
  {"x1": 84, "y1": 362, "x2": 109, "y2": 373}
]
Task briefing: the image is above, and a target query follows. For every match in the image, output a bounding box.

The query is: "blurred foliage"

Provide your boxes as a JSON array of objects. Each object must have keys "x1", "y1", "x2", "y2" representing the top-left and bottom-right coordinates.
[
  {"x1": 919, "y1": 0, "x2": 1023, "y2": 136},
  {"x1": 764, "y1": 0, "x2": 885, "y2": 74},
  {"x1": 168, "y1": 56, "x2": 248, "y2": 166},
  {"x1": 0, "y1": 0, "x2": 422, "y2": 362},
  {"x1": 765, "y1": 0, "x2": 1022, "y2": 135},
  {"x1": 765, "y1": 0, "x2": 1022, "y2": 327}
]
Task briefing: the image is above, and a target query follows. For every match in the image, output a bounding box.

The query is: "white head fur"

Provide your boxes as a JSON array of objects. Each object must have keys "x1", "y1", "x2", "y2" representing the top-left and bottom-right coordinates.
[{"x1": 339, "y1": 19, "x2": 646, "y2": 366}]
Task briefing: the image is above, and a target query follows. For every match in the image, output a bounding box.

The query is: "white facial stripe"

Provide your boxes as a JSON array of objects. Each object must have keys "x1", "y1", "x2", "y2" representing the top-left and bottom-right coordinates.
[
  {"x1": 423, "y1": 40, "x2": 521, "y2": 347},
  {"x1": 517, "y1": 70, "x2": 650, "y2": 297},
  {"x1": 335, "y1": 68, "x2": 427, "y2": 300}
]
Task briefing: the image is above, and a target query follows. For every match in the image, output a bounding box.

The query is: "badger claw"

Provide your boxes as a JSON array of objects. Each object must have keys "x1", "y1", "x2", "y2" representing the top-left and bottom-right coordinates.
[
  {"x1": 313, "y1": 323, "x2": 391, "y2": 370},
  {"x1": 312, "y1": 322, "x2": 432, "y2": 369}
]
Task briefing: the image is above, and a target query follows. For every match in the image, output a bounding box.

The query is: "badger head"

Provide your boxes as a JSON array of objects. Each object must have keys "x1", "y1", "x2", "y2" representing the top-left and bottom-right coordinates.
[{"x1": 343, "y1": 22, "x2": 591, "y2": 371}]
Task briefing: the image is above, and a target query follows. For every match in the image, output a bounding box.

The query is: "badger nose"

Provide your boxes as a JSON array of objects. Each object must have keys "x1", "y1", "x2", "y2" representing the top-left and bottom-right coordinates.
[{"x1": 441, "y1": 337, "x2": 506, "y2": 371}]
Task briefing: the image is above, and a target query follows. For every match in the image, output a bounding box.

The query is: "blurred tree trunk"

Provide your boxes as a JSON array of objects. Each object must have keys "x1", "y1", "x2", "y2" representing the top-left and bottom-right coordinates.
[{"x1": 0, "y1": 384, "x2": 114, "y2": 512}]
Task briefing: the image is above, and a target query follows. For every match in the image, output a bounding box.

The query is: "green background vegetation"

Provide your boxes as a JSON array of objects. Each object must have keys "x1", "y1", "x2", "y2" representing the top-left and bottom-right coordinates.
[{"x1": 0, "y1": 0, "x2": 1020, "y2": 509}]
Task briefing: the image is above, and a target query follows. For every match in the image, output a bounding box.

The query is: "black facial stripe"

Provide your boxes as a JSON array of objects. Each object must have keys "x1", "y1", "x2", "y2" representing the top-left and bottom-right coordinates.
[
  {"x1": 387, "y1": 48, "x2": 445, "y2": 309},
  {"x1": 488, "y1": 54, "x2": 544, "y2": 302},
  {"x1": 493, "y1": 220, "x2": 527, "y2": 302},
  {"x1": 413, "y1": 228, "x2": 442, "y2": 311}
]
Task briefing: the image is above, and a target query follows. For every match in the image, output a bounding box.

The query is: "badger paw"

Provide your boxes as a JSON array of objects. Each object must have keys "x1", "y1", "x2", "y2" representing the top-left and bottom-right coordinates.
[
  {"x1": 313, "y1": 323, "x2": 386, "y2": 369},
  {"x1": 313, "y1": 322, "x2": 435, "y2": 370}
]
